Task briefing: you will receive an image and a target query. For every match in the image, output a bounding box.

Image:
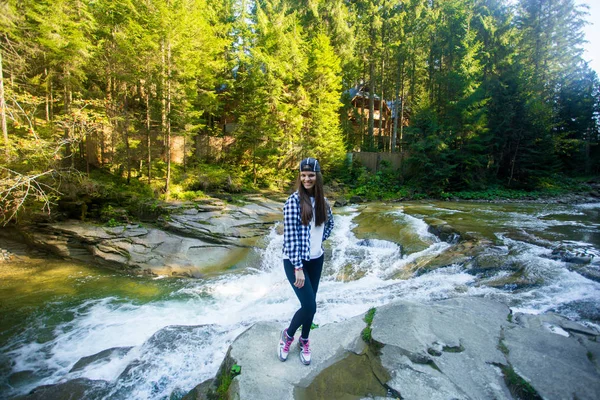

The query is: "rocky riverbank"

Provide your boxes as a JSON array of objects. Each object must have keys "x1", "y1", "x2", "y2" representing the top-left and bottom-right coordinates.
[
  {"x1": 15, "y1": 297, "x2": 600, "y2": 400},
  {"x1": 2, "y1": 195, "x2": 282, "y2": 277},
  {"x1": 185, "y1": 297, "x2": 600, "y2": 400}
]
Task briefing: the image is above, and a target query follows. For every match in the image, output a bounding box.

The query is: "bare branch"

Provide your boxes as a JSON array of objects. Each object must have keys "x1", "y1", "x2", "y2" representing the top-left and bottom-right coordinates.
[{"x1": 0, "y1": 166, "x2": 61, "y2": 225}]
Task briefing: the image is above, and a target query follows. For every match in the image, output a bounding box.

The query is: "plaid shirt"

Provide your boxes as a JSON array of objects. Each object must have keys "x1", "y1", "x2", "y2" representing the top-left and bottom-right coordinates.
[{"x1": 282, "y1": 191, "x2": 334, "y2": 268}]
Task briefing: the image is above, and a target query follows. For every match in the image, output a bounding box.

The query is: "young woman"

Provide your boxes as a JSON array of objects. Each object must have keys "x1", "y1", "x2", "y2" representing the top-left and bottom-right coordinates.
[{"x1": 278, "y1": 157, "x2": 334, "y2": 365}]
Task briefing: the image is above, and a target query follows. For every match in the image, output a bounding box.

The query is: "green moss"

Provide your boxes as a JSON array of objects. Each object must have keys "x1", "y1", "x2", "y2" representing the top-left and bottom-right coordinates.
[
  {"x1": 214, "y1": 373, "x2": 232, "y2": 399},
  {"x1": 500, "y1": 365, "x2": 542, "y2": 400},
  {"x1": 442, "y1": 344, "x2": 465, "y2": 353},
  {"x1": 498, "y1": 328, "x2": 509, "y2": 355},
  {"x1": 364, "y1": 308, "x2": 376, "y2": 325},
  {"x1": 362, "y1": 308, "x2": 377, "y2": 344},
  {"x1": 361, "y1": 326, "x2": 372, "y2": 343},
  {"x1": 426, "y1": 360, "x2": 441, "y2": 372}
]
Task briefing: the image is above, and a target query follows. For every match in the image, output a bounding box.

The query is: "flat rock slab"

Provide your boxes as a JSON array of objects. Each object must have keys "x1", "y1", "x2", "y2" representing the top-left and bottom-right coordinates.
[
  {"x1": 372, "y1": 297, "x2": 512, "y2": 400},
  {"x1": 506, "y1": 315, "x2": 600, "y2": 400},
  {"x1": 226, "y1": 317, "x2": 366, "y2": 400},
  {"x1": 23, "y1": 223, "x2": 250, "y2": 277}
]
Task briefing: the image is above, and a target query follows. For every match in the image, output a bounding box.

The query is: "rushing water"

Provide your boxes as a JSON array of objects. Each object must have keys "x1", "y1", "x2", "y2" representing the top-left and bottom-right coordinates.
[{"x1": 1, "y1": 201, "x2": 599, "y2": 399}]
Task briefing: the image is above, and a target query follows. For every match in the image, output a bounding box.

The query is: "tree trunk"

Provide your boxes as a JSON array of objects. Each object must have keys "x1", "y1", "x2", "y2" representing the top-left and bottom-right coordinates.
[
  {"x1": 368, "y1": 61, "x2": 375, "y2": 151},
  {"x1": 0, "y1": 50, "x2": 8, "y2": 157},
  {"x1": 367, "y1": 13, "x2": 376, "y2": 151},
  {"x1": 165, "y1": 39, "x2": 172, "y2": 195},
  {"x1": 161, "y1": 41, "x2": 167, "y2": 155},
  {"x1": 64, "y1": 78, "x2": 74, "y2": 168},
  {"x1": 378, "y1": 58, "x2": 385, "y2": 151},
  {"x1": 124, "y1": 88, "x2": 131, "y2": 184},
  {"x1": 359, "y1": 60, "x2": 365, "y2": 150},
  {"x1": 392, "y1": 54, "x2": 403, "y2": 153},
  {"x1": 44, "y1": 67, "x2": 50, "y2": 122},
  {"x1": 146, "y1": 84, "x2": 152, "y2": 185},
  {"x1": 379, "y1": 1, "x2": 387, "y2": 151},
  {"x1": 399, "y1": 81, "x2": 405, "y2": 154}
]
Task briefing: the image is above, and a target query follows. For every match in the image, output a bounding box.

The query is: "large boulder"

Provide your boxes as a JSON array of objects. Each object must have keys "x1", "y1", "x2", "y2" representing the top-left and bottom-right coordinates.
[
  {"x1": 505, "y1": 313, "x2": 600, "y2": 400},
  {"x1": 200, "y1": 317, "x2": 368, "y2": 399},
  {"x1": 372, "y1": 297, "x2": 512, "y2": 400}
]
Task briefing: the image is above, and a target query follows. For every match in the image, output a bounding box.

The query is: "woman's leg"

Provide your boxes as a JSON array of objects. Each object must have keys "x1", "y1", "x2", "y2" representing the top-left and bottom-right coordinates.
[{"x1": 284, "y1": 255, "x2": 324, "y2": 339}]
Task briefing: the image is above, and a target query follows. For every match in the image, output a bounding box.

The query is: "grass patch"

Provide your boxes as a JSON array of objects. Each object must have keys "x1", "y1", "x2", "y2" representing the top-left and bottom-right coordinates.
[
  {"x1": 499, "y1": 364, "x2": 542, "y2": 400},
  {"x1": 361, "y1": 307, "x2": 377, "y2": 343},
  {"x1": 364, "y1": 307, "x2": 376, "y2": 325},
  {"x1": 361, "y1": 326, "x2": 373, "y2": 343},
  {"x1": 498, "y1": 340, "x2": 510, "y2": 356},
  {"x1": 442, "y1": 344, "x2": 465, "y2": 353},
  {"x1": 587, "y1": 351, "x2": 595, "y2": 363},
  {"x1": 214, "y1": 373, "x2": 232, "y2": 399}
]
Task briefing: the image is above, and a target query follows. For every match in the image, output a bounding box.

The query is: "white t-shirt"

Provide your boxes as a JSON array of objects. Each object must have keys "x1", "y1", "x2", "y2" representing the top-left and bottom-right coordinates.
[{"x1": 309, "y1": 198, "x2": 324, "y2": 259}]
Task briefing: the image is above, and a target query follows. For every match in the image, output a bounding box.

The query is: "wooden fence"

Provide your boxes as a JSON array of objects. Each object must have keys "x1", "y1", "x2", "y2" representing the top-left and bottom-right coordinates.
[{"x1": 349, "y1": 151, "x2": 407, "y2": 172}]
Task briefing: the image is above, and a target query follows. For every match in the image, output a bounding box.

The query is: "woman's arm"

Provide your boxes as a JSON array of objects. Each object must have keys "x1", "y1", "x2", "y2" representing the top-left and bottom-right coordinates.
[
  {"x1": 283, "y1": 195, "x2": 303, "y2": 268},
  {"x1": 322, "y1": 201, "x2": 334, "y2": 241}
]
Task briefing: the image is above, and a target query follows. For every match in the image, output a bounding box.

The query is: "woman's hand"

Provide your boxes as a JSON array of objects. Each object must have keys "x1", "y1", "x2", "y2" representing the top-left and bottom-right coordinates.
[{"x1": 294, "y1": 269, "x2": 305, "y2": 288}]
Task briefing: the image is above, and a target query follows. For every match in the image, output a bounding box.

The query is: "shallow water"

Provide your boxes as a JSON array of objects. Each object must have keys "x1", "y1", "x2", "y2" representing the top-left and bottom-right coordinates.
[{"x1": 1, "y1": 201, "x2": 599, "y2": 399}]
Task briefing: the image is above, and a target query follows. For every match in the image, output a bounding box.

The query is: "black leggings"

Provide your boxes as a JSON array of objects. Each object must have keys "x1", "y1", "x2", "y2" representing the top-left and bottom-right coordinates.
[{"x1": 284, "y1": 254, "x2": 324, "y2": 339}]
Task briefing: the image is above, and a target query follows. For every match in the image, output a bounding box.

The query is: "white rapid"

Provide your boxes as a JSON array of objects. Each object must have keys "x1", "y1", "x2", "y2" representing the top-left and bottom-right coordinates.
[{"x1": 4, "y1": 203, "x2": 600, "y2": 399}]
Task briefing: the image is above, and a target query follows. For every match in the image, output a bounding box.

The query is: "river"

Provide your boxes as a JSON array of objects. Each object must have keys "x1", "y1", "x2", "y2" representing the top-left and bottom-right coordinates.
[{"x1": 1, "y1": 200, "x2": 599, "y2": 399}]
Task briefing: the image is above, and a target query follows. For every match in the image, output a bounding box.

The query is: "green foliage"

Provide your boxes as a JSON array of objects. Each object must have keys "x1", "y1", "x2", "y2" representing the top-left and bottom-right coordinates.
[
  {"x1": 348, "y1": 161, "x2": 403, "y2": 200},
  {"x1": 361, "y1": 326, "x2": 373, "y2": 343},
  {"x1": 361, "y1": 307, "x2": 376, "y2": 343},
  {"x1": 215, "y1": 372, "x2": 232, "y2": 399},
  {"x1": 1, "y1": 0, "x2": 599, "y2": 225},
  {"x1": 497, "y1": 340, "x2": 509, "y2": 356},
  {"x1": 500, "y1": 364, "x2": 542, "y2": 400},
  {"x1": 178, "y1": 163, "x2": 244, "y2": 194}
]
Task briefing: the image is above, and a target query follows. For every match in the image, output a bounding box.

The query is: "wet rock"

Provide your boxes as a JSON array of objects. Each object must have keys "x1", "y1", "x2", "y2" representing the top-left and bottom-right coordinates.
[
  {"x1": 356, "y1": 238, "x2": 402, "y2": 253},
  {"x1": 551, "y1": 247, "x2": 594, "y2": 264},
  {"x1": 20, "y1": 222, "x2": 250, "y2": 276},
  {"x1": 295, "y1": 351, "x2": 389, "y2": 399},
  {"x1": 408, "y1": 240, "x2": 487, "y2": 276},
  {"x1": 17, "y1": 196, "x2": 281, "y2": 276},
  {"x1": 424, "y1": 218, "x2": 462, "y2": 243},
  {"x1": 200, "y1": 317, "x2": 367, "y2": 399},
  {"x1": 160, "y1": 197, "x2": 281, "y2": 243},
  {"x1": 183, "y1": 298, "x2": 600, "y2": 400},
  {"x1": 12, "y1": 378, "x2": 110, "y2": 400},
  {"x1": 333, "y1": 198, "x2": 348, "y2": 207},
  {"x1": 551, "y1": 300, "x2": 600, "y2": 324},
  {"x1": 372, "y1": 298, "x2": 512, "y2": 400},
  {"x1": 349, "y1": 196, "x2": 365, "y2": 204},
  {"x1": 505, "y1": 314, "x2": 600, "y2": 400},
  {"x1": 70, "y1": 346, "x2": 134, "y2": 373},
  {"x1": 7, "y1": 370, "x2": 37, "y2": 390},
  {"x1": 569, "y1": 264, "x2": 600, "y2": 283},
  {"x1": 114, "y1": 325, "x2": 223, "y2": 399},
  {"x1": 182, "y1": 377, "x2": 216, "y2": 400}
]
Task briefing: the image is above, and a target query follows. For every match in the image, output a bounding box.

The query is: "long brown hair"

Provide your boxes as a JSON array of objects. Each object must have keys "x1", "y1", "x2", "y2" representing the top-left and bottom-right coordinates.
[{"x1": 296, "y1": 172, "x2": 327, "y2": 226}]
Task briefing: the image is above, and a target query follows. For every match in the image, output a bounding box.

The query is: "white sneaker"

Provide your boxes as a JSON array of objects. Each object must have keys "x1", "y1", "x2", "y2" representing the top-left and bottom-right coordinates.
[
  {"x1": 298, "y1": 337, "x2": 311, "y2": 365},
  {"x1": 278, "y1": 329, "x2": 294, "y2": 361}
]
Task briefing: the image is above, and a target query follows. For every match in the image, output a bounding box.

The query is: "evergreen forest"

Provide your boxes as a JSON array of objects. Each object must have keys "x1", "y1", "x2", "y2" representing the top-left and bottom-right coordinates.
[{"x1": 1, "y1": 0, "x2": 599, "y2": 224}]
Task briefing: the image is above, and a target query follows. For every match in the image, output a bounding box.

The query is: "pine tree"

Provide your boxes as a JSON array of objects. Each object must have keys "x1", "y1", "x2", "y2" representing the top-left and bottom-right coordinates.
[{"x1": 303, "y1": 33, "x2": 346, "y2": 168}]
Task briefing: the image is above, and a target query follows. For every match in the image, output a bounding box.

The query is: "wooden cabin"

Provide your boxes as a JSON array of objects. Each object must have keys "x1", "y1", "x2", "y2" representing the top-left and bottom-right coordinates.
[{"x1": 345, "y1": 84, "x2": 409, "y2": 152}]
